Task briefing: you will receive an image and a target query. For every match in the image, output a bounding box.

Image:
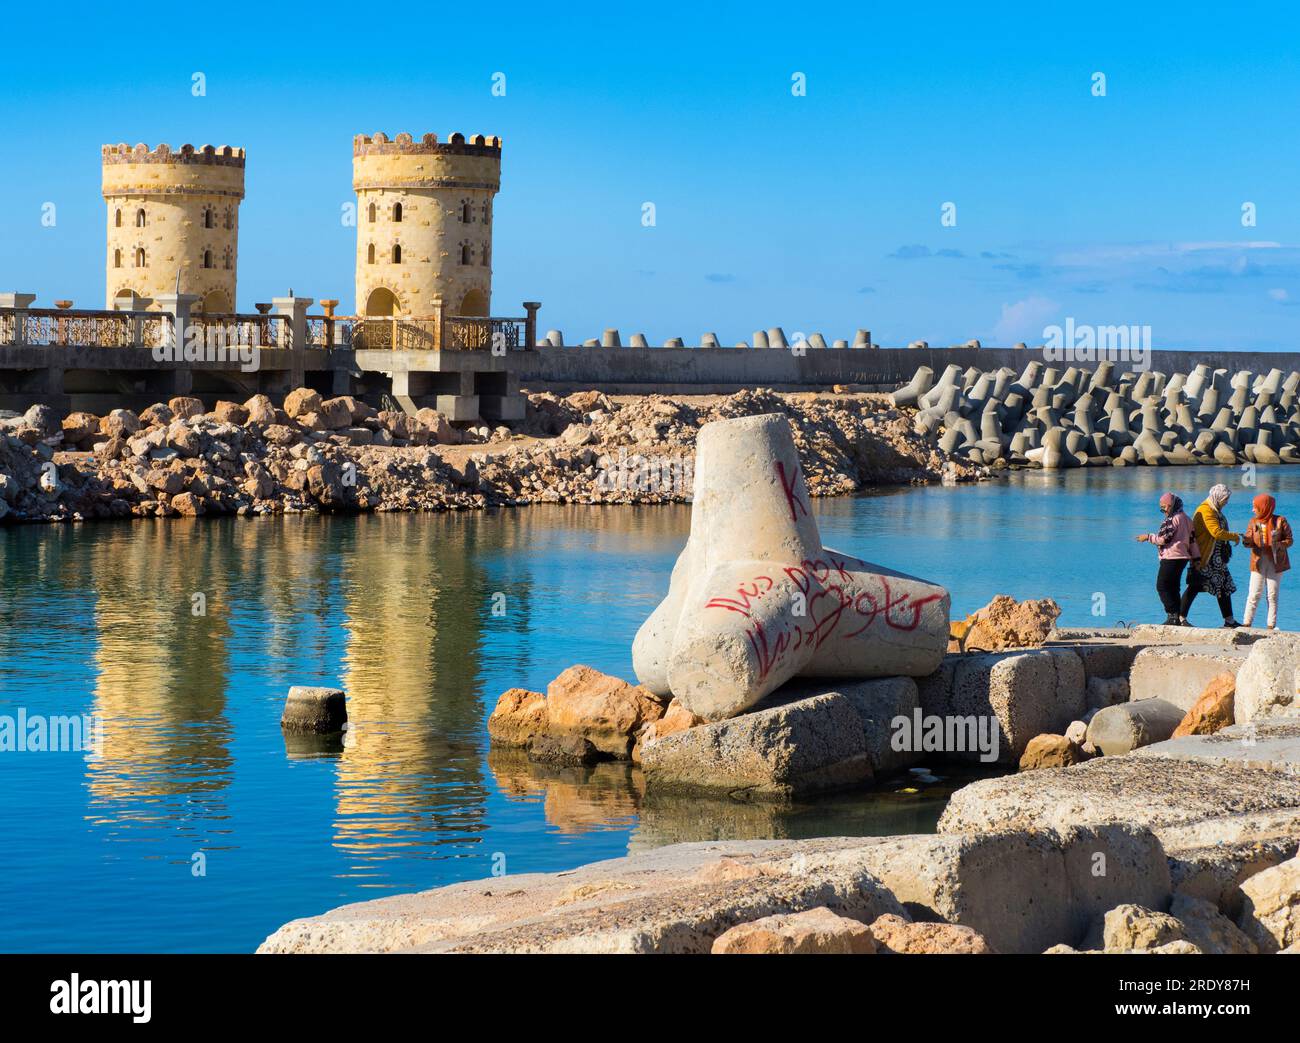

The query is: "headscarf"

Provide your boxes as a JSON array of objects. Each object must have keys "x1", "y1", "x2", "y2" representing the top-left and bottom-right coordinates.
[
  {"x1": 1253, "y1": 493, "x2": 1277, "y2": 547},
  {"x1": 1207, "y1": 484, "x2": 1231, "y2": 510},
  {"x1": 1159, "y1": 492, "x2": 1182, "y2": 514}
]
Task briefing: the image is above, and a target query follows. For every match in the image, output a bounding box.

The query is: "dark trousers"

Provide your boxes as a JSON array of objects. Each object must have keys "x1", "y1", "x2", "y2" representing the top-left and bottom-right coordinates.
[
  {"x1": 1156, "y1": 558, "x2": 1187, "y2": 616},
  {"x1": 1179, "y1": 565, "x2": 1233, "y2": 621}
]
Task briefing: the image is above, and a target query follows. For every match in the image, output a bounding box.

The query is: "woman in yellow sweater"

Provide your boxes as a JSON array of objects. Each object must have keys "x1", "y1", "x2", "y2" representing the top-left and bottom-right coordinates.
[{"x1": 1178, "y1": 483, "x2": 1242, "y2": 627}]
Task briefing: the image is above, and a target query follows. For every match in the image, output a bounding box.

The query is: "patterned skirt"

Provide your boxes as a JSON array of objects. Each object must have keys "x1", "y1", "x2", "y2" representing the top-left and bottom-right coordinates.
[{"x1": 1198, "y1": 542, "x2": 1237, "y2": 598}]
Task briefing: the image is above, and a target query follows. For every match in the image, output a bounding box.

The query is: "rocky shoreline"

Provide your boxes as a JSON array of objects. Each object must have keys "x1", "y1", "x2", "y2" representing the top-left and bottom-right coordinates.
[
  {"x1": 0, "y1": 387, "x2": 983, "y2": 524},
  {"x1": 260, "y1": 622, "x2": 1300, "y2": 955},
  {"x1": 257, "y1": 412, "x2": 1300, "y2": 955}
]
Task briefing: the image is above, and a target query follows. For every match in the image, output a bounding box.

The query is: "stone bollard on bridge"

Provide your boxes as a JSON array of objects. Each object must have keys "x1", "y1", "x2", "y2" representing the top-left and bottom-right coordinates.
[{"x1": 632, "y1": 413, "x2": 950, "y2": 720}]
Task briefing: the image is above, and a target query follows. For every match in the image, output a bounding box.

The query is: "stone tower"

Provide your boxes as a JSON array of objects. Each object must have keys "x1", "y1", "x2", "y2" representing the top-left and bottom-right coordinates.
[
  {"x1": 102, "y1": 142, "x2": 246, "y2": 313},
  {"x1": 352, "y1": 132, "x2": 501, "y2": 318}
]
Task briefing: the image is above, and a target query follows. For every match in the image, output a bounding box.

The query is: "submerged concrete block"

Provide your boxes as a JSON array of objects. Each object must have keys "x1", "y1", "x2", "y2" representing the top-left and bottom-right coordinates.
[
  {"x1": 639, "y1": 689, "x2": 871, "y2": 801},
  {"x1": 281, "y1": 686, "x2": 347, "y2": 733}
]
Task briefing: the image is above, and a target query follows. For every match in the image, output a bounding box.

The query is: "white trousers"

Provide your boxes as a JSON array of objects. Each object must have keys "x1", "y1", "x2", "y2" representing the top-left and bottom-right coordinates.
[{"x1": 1242, "y1": 555, "x2": 1282, "y2": 628}]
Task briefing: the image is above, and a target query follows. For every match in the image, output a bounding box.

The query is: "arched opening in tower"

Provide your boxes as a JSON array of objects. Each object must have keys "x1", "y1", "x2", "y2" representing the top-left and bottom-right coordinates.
[
  {"x1": 201, "y1": 289, "x2": 231, "y2": 315},
  {"x1": 365, "y1": 287, "x2": 400, "y2": 317},
  {"x1": 458, "y1": 288, "x2": 488, "y2": 316}
]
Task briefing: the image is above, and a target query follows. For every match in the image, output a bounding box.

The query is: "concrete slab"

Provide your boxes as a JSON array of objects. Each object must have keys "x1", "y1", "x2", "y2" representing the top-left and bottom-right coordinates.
[{"x1": 1137, "y1": 720, "x2": 1300, "y2": 777}]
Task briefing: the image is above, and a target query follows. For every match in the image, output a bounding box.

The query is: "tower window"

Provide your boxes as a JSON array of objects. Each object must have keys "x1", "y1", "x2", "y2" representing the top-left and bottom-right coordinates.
[
  {"x1": 114, "y1": 208, "x2": 122, "y2": 228},
  {"x1": 392, "y1": 244, "x2": 402, "y2": 264},
  {"x1": 461, "y1": 201, "x2": 472, "y2": 223},
  {"x1": 482, "y1": 243, "x2": 490, "y2": 267},
  {"x1": 367, "y1": 243, "x2": 375, "y2": 264},
  {"x1": 136, "y1": 208, "x2": 146, "y2": 228},
  {"x1": 393, "y1": 202, "x2": 403, "y2": 222},
  {"x1": 135, "y1": 248, "x2": 146, "y2": 268},
  {"x1": 481, "y1": 203, "x2": 490, "y2": 224},
  {"x1": 460, "y1": 243, "x2": 472, "y2": 265},
  {"x1": 368, "y1": 202, "x2": 376, "y2": 223},
  {"x1": 113, "y1": 248, "x2": 122, "y2": 269},
  {"x1": 203, "y1": 208, "x2": 214, "y2": 229},
  {"x1": 223, "y1": 246, "x2": 232, "y2": 271},
  {"x1": 224, "y1": 206, "x2": 233, "y2": 230},
  {"x1": 203, "y1": 250, "x2": 213, "y2": 269}
]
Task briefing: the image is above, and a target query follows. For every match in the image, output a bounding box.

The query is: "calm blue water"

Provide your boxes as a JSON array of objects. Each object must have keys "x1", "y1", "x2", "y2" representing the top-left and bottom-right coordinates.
[{"x1": 1, "y1": 463, "x2": 1295, "y2": 953}]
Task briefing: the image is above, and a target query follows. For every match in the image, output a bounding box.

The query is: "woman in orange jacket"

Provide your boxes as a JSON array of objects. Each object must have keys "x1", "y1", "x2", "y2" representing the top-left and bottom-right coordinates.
[
  {"x1": 1241, "y1": 493, "x2": 1293, "y2": 629},
  {"x1": 1178, "y1": 483, "x2": 1242, "y2": 627}
]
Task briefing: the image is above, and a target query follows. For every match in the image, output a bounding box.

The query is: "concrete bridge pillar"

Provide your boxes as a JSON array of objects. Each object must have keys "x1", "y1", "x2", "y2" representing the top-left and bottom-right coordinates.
[
  {"x1": 155, "y1": 292, "x2": 201, "y2": 356},
  {"x1": 272, "y1": 294, "x2": 314, "y2": 389},
  {"x1": 523, "y1": 301, "x2": 541, "y2": 350},
  {"x1": 0, "y1": 293, "x2": 36, "y2": 346}
]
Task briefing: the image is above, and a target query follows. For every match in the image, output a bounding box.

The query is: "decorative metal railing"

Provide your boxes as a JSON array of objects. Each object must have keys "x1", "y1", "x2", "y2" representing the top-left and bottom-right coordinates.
[
  {"x1": 4, "y1": 308, "x2": 170, "y2": 349},
  {"x1": 443, "y1": 316, "x2": 526, "y2": 352},
  {"x1": 0, "y1": 306, "x2": 533, "y2": 354},
  {"x1": 185, "y1": 312, "x2": 289, "y2": 349}
]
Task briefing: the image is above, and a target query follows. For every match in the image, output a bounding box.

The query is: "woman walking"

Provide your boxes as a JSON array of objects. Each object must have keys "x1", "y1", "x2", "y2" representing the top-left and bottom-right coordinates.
[
  {"x1": 1241, "y1": 493, "x2": 1292, "y2": 629},
  {"x1": 1179, "y1": 483, "x2": 1242, "y2": 628},
  {"x1": 1136, "y1": 493, "x2": 1198, "y2": 625}
]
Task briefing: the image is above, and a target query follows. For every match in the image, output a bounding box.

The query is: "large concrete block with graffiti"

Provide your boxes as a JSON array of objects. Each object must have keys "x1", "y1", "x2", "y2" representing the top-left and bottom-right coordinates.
[{"x1": 633, "y1": 412, "x2": 950, "y2": 721}]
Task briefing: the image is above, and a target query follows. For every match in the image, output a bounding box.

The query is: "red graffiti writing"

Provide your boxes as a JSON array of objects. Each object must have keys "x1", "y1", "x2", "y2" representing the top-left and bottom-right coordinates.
[
  {"x1": 707, "y1": 560, "x2": 943, "y2": 681},
  {"x1": 775, "y1": 460, "x2": 808, "y2": 524}
]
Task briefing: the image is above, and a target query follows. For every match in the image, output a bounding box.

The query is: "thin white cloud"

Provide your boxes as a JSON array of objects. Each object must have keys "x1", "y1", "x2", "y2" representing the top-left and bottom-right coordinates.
[{"x1": 993, "y1": 295, "x2": 1059, "y2": 344}]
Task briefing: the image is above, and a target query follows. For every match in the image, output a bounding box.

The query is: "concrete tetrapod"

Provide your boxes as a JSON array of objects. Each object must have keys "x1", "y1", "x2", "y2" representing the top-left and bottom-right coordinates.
[{"x1": 632, "y1": 413, "x2": 950, "y2": 720}]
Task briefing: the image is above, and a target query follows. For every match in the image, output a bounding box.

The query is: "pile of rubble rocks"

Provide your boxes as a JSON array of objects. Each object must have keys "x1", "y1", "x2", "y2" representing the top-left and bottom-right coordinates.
[{"x1": 0, "y1": 387, "x2": 983, "y2": 524}]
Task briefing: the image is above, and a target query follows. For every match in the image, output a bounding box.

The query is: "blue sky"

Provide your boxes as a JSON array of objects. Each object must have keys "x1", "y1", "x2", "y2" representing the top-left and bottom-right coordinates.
[{"x1": 2, "y1": 1, "x2": 1299, "y2": 348}]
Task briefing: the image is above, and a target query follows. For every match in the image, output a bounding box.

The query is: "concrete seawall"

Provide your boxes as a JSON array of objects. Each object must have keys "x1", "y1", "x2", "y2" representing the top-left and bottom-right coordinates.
[{"x1": 515, "y1": 347, "x2": 1300, "y2": 395}]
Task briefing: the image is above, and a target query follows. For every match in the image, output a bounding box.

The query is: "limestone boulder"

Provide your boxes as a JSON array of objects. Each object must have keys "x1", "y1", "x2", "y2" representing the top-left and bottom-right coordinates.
[
  {"x1": 1086, "y1": 698, "x2": 1185, "y2": 755},
  {"x1": 1235, "y1": 635, "x2": 1300, "y2": 722},
  {"x1": 213, "y1": 400, "x2": 249, "y2": 425},
  {"x1": 1098, "y1": 904, "x2": 1188, "y2": 951},
  {"x1": 634, "y1": 698, "x2": 704, "y2": 758},
  {"x1": 284, "y1": 387, "x2": 322, "y2": 419},
  {"x1": 61, "y1": 411, "x2": 101, "y2": 446},
  {"x1": 545, "y1": 665, "x2": 667, "y2": 758},
  {"x1": 487, "y1": 688, "x2": 548, "y2": 748},
  {"x1": 527, "y1": 734, "x2": 601, "y2": 766},
  {"x1": 1169, "y1": 893, "x2": 1257, "y2": 954},
  {"x1": 1173, "y1": 673, "x2": 1235, "y2": 736},
  {"x1": 640, "y1": 689, "x2": 871, "y2": 800},
  {"x1": 1019, "y1": 734, "x2": 1086, "y2": 771},
  {"x1": 867, "y1": 913, "x2": 994, "y2": 954},
  {"x1": 711, "y1": 906, "x2": 877, "y2": 954},
  {"x1": 958, "y1": 594, "x2": 1061, "y2": 652},
  {"x1": 242, "y1": 394, "x2": 276, "y2": 425},
  {"x1": 100, "y1": 408, "x2": 141, "y2": 440},
  {"x1": 1237, "y1": 853, "x2": 1300, "y2": 952},
  {"x1": 318, "y1": 397, "x2": 355, "y2": 430},
  {"x1": 168, "y1": 396, "x2": 205, "y2": 419}
]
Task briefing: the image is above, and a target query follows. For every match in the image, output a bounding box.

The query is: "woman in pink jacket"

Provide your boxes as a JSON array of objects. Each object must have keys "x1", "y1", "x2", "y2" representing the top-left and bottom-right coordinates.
[{"x1": 1136, "y1": 493, "x2": 1199, "y2": 625}]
